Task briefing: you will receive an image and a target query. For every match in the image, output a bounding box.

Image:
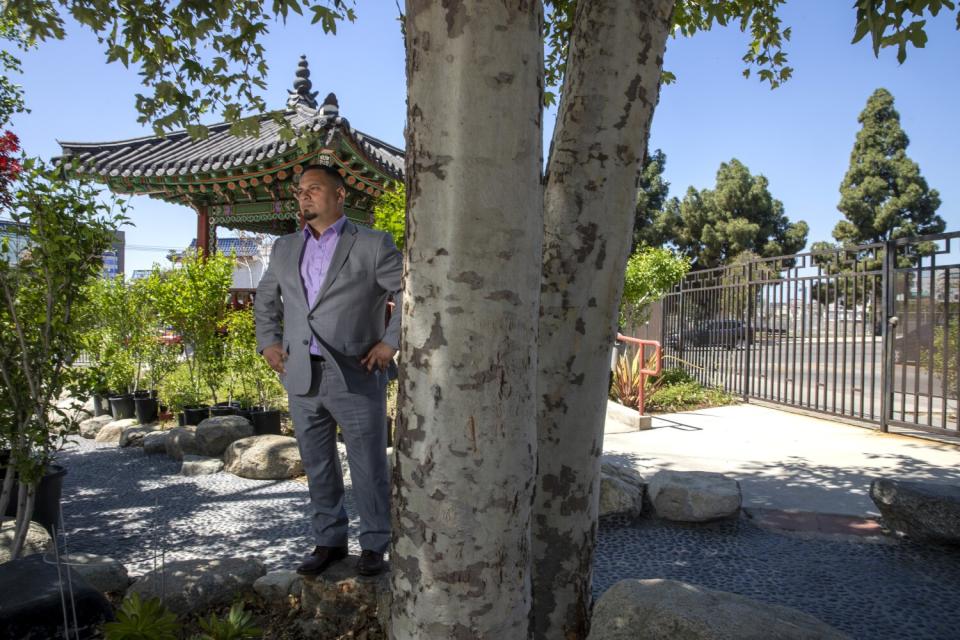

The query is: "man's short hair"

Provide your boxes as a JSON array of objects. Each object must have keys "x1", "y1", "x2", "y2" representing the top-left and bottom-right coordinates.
[{"x1": 300, "y1": 163, "x2": 346, "y2": 190}]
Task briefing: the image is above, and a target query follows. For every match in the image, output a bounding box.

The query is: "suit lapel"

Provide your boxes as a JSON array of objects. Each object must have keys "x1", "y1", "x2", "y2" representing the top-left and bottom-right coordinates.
[
  {"x1": 287, "y1": 231, "x2": 309, "y2": 308},
  {"x1": 313, "y1": 219, "x2": 357, "y2": 309}
]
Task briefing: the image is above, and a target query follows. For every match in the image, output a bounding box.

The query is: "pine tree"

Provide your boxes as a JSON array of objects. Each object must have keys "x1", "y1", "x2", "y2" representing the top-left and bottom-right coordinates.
[
  {"x1": 833, "y1": 88, "x2": 944, "y2": 266},
  {"x1": 656, "y1": 158, "x2": 808, "y2": 270},
  {"x1": 632, "y1": 148, "x2": 670, "y2": 252}
]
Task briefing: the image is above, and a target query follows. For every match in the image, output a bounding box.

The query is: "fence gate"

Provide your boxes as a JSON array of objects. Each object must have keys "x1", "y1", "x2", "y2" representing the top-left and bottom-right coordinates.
[{"x1": 660, "y1": 231, "x2": 959, "y2": 437}]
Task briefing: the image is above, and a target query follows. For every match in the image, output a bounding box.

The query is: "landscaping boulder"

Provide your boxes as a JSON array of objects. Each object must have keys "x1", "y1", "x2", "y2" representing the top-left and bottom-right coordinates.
[
  {"x1": 0, "y1": 554, "x2": 113, "y2": 639},
  {"x1": 254, "y1": 570, "x2": 302, "y2": 603},
  {"x1": 181, "y1": 455, "x2": 224, "y2": 476},
  {"x1": 870, "y1": 478, "x2": 960, "y2": 545},
  {"x1": 94, "y1": 418, "x2": 138, "y2": 444},
  {"x1": 0, "y1": 518, "x2": 52, "y2": 565},
  {"x1": 165, "y1": 426, "x2": 200, "y2": 460},
  {"x1": 142, "y1": 431, "x2": 170, "y2": 455},
  {"x1": 223, "y1": 435, "x2": 303, "y2": 480},
  {"x1": 48, "y1": 396, "x2": 91, "y2": 426},
  {"x1": 119, "y1": 423, "x2": 162, "y2": 448},
  {"x1": 195, "y1": 415, "x2": 255, "y2": 457},
  {"x1": 648, "y1": 470, "x2": 741, "y2": 522},
  {"x1": 127, "y1": 557, "x2": 265, "y2": 616},
  {"x1": 62, "y1": 552, "x2": 129, "y2": 594},
  {"x1": 588, "y1": 579, "x2": 850, "y2": 640},
  {"x1": 79, "y1": 414, "x2": 114, "y2": 439},
  {"x1": 300, "y1": 554, "x2": 390, "y2": 638},
  {"x1": 599, "y1": 462, "x2": 646, "y2": 517}
]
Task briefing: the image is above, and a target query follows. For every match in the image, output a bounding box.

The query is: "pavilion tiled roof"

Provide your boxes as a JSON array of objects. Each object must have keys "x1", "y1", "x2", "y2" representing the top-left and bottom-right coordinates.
[
  {"x1": 188, "y1": 236, "x2": 259, "y2": 257},
  {"x1": 57, "y1": 102, "x2": 403, "y2": 181}
]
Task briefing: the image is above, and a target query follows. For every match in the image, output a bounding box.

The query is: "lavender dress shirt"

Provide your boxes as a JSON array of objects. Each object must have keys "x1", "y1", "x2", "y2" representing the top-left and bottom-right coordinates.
[{"x1": 300, "y1": 215, "x2": 347, "y2": 356}]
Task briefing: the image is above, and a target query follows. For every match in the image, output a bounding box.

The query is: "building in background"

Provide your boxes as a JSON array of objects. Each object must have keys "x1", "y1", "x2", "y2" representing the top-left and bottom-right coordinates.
[
  {"x1": 1, "y1": 221, "x2": 124, "y2": 277},
  {"x1": 0, "y1": 218, "x2": 28, "y2": 264},
  {"x1": 168, "y1": 235, "x2": 270, "y2": 307}
]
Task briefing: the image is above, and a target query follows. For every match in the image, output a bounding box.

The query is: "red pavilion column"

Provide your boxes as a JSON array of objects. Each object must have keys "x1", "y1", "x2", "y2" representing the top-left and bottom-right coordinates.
[{"x1": 197, "y1": 205, "x2": 210, "y2": 257}]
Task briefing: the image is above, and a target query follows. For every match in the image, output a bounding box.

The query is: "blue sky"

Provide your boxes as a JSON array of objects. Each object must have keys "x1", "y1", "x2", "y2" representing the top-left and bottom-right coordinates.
[{"x1": 6, "y1": 1, "x2": 959, "y2": 273}]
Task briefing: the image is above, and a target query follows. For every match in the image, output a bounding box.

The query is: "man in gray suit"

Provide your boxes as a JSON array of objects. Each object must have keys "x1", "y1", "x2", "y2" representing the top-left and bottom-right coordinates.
[{"x1": 254, "y1": 164, "x2": 402, "y2": 577}]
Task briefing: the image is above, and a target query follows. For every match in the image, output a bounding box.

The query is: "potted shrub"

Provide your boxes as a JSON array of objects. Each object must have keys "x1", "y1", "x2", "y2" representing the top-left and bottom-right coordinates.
[
  {"x1": 152, "y1": 253, "x2": 232, "y2": 425},
  {"x1": 224, "y1": 308, "x2": 284, "y2": 434},
  {"x1": 0, "y1": 157, "x2": 125, "y2": 557}
]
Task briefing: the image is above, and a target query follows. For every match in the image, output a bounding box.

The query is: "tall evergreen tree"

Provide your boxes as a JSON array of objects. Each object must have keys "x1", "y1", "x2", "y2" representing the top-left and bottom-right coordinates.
[
  {"x1": 831, "y1": 87, "x2": 944, "y2": 267},
  {"x1": 632, "y1": 148, "x2": 670, "y2": 252},
  {"x1": 656, "y1": 158, "x2": 808, "y2": 270}
]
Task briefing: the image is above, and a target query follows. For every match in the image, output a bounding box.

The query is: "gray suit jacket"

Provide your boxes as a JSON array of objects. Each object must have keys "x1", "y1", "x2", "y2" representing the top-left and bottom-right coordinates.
[{"x1": 254, "y1": 219, "x2": 403, "y2": 396}]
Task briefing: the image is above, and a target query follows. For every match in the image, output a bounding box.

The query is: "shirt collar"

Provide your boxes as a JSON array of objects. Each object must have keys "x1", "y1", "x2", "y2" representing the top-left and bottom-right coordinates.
[{"x1": 303, "y1": 215, "x2": 347, "y2": 241}]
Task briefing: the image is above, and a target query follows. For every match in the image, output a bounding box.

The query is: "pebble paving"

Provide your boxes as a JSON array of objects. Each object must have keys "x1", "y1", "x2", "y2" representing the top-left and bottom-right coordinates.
[{"x1": 57, "y1": 436, "x2": 960, "y2": 640}]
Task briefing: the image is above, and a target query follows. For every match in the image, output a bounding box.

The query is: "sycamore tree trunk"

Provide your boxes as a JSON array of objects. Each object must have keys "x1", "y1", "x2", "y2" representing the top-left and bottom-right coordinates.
[
  {"x1": 532, "y1": 1, "x2": 675, "y2": 638},
  {"x1": 391, "y1": 2, "x2": 544, "y2": 638}
]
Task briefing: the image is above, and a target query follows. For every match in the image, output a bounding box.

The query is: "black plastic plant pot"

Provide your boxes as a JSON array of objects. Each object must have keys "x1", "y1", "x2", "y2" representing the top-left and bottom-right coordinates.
[
  {"x1": 133, "y1": 390, "x2": 151, "y2": 399},
  {"x1": 250, "y1": 409, "x2": 282, "y2": 436},
  {"x1": 1, "y1": 464, "x2": 67, "y2": 536},
  {"x1": 183, "y1": 405, "x2": 210, "y2": 426},
  {"x1": 177, "y1": 412, "x2": 186, "y2": 426},
  {"x1": 134, "y1": 397, "x2": 159, "y2": 424},
  {"x1": 92, "y1": 393, "x2": 110, "y2": 417},
  {"x1": 108, "y1": 395, "x2": 135, "y2": 420},
  {"x1": 209, "y1": 405, "x2": 237, "y2": 417}
]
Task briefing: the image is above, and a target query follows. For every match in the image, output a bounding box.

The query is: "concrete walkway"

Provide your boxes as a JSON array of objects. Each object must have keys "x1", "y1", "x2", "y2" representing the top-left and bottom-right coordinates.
[{"x1": 603, "y1": 403, "x2": 960, "y2": 517}]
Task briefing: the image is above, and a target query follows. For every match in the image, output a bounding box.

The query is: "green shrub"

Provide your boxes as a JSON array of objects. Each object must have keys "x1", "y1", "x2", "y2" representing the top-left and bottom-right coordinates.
[
  {"x1": 102, "y1": 593, "x2": 179, "y2": 640},
  {"x1": 645, "y1": 380, "x2": 736, "y2": 413},
  {"x1": 192, "y1": 602, "x2": 261, "y2": 640}
]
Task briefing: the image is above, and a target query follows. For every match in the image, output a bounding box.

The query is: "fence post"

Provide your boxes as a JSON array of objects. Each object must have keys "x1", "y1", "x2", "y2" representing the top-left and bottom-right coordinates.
[
  {"x1": 677, "y1": 278, "x2": 685, "y2": 364},
  {"x1": 879, "y1": 240, "x2": 895, "y2": 433},
  {"x1": 743, "y1": 260, "x2": 754, "y2": 402}
]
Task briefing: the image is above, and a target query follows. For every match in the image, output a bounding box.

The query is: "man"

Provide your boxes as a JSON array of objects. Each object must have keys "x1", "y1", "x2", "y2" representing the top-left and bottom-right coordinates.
[{"x1": 254, "y1": 163, "x2": 402, "y2": 577}]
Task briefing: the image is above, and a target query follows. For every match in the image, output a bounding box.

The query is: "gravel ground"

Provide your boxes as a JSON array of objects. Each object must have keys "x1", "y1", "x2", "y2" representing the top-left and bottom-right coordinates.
[{"x1": 56, "y1": 436, "x2": 960, "y2": 640}]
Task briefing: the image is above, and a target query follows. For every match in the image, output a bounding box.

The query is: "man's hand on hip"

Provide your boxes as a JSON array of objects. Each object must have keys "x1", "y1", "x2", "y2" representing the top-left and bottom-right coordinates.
[
  {"x1": 361, "y1": 341, "x2": 397, "y2": 372},
  {"x1": 262, "y1": 343, "x2": 287, "y2": 374}
]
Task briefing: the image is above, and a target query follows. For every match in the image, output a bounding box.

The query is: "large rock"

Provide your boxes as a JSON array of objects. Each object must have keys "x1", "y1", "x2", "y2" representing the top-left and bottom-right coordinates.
[
  {"x1": 223, "y1": 435, "x2": 303, "y2": 480},
  {"x1": 588, "y1": 579, "x2": 850, "y2": 640},
  {"x1": 181, "y1": 455, "x2": 224, "y2": 476},
  {"x1": 62, "y1": 552, "x2": 129, "y2": 594},
  {"x1": 127, "y1": 557, "x2": 265, "y2": 616},
  {"x1": 142, "y1": 431, "x2": 170, "y2": 455},
  {"x1": 648, "y1": 470, "x2": 741, "y2": 522},
  {"x1": 253, "y1": 570, "x2": 302, "y2": 604},
  {"x1": 78, "y1": 414, "x2": 114, "y2": 439},
  {"x1": 119, "y1": 423, "x2": 162, "y2": 448},
  {"x1": 48, "y1": 396, "x2": 91, "y2": 426},
  {"x1": 165, "y1": 426, "x2": 200, "y2": 460},
  {"x1": 300, "y1": 555, "x2": 390, "y2": 638},
  {"x1": 599, "y1": 462, "x2": 646, "y2": 517},
  {"x1": 195, "y1": 415, "x2": 255, "y2": 457},
  {"x1": 94, "y1": 418, "x2": 138, "y2": 444},
  {"x1": 0, "y1": 518, "x2": 52, "y2": 564},
  {"x1": 0, "y1": 554, "x2": 113, "y2": 639},
  {"x1": 870, "y1": 478, "x2": 960, "y2": 544}
]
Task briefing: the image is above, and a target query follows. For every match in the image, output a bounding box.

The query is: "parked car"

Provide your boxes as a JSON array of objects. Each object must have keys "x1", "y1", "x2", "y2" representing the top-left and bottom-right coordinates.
[{"x1": 667, "y1": 319, "x2": 754, "y2": 350}]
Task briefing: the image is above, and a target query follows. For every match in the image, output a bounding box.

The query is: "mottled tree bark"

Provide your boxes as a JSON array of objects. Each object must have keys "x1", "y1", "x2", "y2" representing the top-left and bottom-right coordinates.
[
  {"x1": 391, "y1": 2, "x2": 544, "y2": 638},
  {"x1": 532, "y1": 1, "x2": 675, "y2": 638}
]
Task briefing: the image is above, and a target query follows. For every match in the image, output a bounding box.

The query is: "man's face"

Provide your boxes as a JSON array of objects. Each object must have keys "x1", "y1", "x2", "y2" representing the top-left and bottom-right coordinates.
[{"x1": 296, "y1": 169, "x2": 345, "y2": 221}]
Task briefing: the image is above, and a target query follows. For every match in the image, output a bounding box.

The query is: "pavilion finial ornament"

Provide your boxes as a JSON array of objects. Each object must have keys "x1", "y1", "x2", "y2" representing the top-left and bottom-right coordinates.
[
  {"x1": 321, "y1": 92, "x2": 339, "y2": 116},
  {"x1": 288, "y1": 55, "x2": 319, "y2": 110}
]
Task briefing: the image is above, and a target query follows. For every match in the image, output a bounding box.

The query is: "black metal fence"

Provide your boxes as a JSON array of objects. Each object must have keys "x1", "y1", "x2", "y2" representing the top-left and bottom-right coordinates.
[{"x1": 660, "y1": 231, "x2": 959, "y2": 436}]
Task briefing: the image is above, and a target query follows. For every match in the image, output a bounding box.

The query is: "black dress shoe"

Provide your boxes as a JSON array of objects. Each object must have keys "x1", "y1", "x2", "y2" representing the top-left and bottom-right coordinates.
[
  {"x1": 296, "y1": 545, "x2": 348, "y2": 575},
  {"x1": 357, "y1": 550, "x2": 385, "y2": 576}
]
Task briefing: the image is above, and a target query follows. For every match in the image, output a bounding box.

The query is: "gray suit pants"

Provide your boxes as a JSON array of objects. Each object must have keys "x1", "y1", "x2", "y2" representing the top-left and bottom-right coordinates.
[{"x1": 288, "y1": 359, "x2": 390, "y2": 553}]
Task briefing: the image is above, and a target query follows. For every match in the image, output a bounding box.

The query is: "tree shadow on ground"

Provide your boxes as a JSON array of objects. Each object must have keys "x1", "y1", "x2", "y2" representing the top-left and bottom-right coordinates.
[{"x1": 54, "y1": 439, "x2": 362, "y2": 574}]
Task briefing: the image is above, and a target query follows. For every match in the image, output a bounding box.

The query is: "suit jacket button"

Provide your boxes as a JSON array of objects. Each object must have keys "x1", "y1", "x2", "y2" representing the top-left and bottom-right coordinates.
[
  {"x1": 308, "y1": 314, "x2": 314, "y2": 321},
  {"x1": 302, "y1": 339, "x2": 309, "y2": 345}
]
